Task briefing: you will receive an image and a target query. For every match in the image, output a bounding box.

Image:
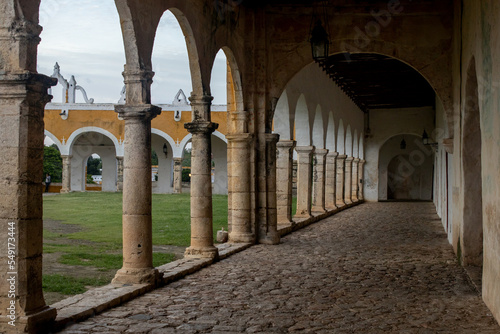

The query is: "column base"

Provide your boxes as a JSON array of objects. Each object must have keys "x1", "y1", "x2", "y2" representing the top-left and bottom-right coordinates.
[
  {"x1": 258, "y1": 232, "x2": 280, "y2": 245},
  {"x1": 344, "y1": 199, "x2": 353, "y2": 205},
  {"x1": 4, "y1": 305, "x2": 57, "y2": 334},
  {"x1": 229, "y1": 231, "x2": 255, "y2": 243},
  {"x1": 60, "y1": 189, "x2": 70, "y2": 194},
  {"x1": 336, "y1": 201, "x2": 346, "y2": 208},
  {"x1": 184, "y1": 246, "x2": 219, "y2": 260},
  {"x1": 311, "y1": 206, "x2": 327, "y2": 213},
  {"x1": 112, "y1": 267, "x2": 159, "y2": 285}
]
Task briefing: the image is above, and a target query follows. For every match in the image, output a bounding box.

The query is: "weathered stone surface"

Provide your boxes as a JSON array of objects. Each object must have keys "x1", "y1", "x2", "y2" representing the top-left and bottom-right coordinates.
[{"x1": 59, "y1": 203, "x2": 500, "y2": 333}]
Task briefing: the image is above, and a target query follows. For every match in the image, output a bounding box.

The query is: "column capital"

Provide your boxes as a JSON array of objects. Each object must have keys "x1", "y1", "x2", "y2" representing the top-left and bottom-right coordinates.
[
  {"x1": 277, "y1": 140, "x2": 296, "y2": 149},
  {"x1": 226, "y1": 133, "x2": 254, "y2": 143},
  {"x1": 327, "y1": 151, "x2": 339, "y2": 158},
  {"x1": 314, "y1": 148, "x2": 329, "y2": 156},
  {"x1": 353, "y1": 158, "x2": 360, "y2": 163},
  {"x1": 115, "y1": 104, "x2": 161, "y2": 121},
  {"x1": 265, "y1": 132, "x2": 280, "y2": 144},
  {"x1": 296, "y1": 145, "x2": 315, "y2": 154},
  {"x1": 184, "y1": 121, "x2": 219, "y2": 134},
  {"x1": 345, "y1": 156, "x2": 354, "y2": 162},
  {"x1": 359, "y1": 159, "x2": 366, "y2": 164},
  {"x1": 0, "y1": 73, "x2": 57, "y2": 101},
  {"x1": 336, "y1": 154, "x2": 347, "y2": 160}
]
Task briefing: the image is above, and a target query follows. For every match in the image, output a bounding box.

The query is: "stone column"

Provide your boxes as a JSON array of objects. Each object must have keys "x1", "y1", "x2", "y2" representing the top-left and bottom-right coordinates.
[
  {"x1": 344, "y1": 157, "x2": 353, "y2": 205},
  {"x1": 173, "y1": 157, "x2": 183, "y2": 194},
  {"x1": 325, "y1": 152, "x2": 338, "y2": 210},
  {"x1": 227, "y1": 133, "x2": 254, "y2": 243},
  {"x1": 294, "y1": 146, "x2": 315, "y2": 218},
  {"x1": 312, "y1": 148, "x2": 328, "y2": 213},
  {"x1": 0, "y1": 73, "x2": 58, "y2": 331},
  {"x1": 112, "y1": 105, "x2": 161, "y2": 285},
  {"x1": 358, "y1": 159, "x2": 365, "y2": 201},
  {"x1": 184, "y1": 94, "x2": 219, "y2": 259},
  {"x1": 276, "y1": 140, "x2": 296, "y2": 224},
  {"x1": 336, "y1": 154, "x2": 347, "y2": 207},
  {"x1": 351, "y1": 158, "x2": 360, "y2": 202},
  {"x1": 116, "y1": 156, "x2": 124, "y2": 192},
  {"x1": 61, "y1": 155, "x2": 72, "y2": 193},
  {"x1": 258, "y1": 133, "x2": 280, "y2": 244}
]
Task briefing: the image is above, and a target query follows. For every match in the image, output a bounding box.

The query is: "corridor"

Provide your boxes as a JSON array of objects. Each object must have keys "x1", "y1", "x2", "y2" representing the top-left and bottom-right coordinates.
[{"x1": 59, "y1": 203, "x2": 499, "y2": 333}]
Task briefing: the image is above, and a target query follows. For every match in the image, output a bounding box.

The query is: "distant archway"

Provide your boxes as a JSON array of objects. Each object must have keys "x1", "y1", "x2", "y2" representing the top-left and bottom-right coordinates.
[{"x1": 379, "y1": 134, "x2": 433, "y2": 201}]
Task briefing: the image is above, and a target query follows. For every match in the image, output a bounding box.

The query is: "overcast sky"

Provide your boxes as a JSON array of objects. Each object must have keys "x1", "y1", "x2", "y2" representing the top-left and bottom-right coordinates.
[{"x1": 38, "y1": 0, "x2": 227, "y2": 105}]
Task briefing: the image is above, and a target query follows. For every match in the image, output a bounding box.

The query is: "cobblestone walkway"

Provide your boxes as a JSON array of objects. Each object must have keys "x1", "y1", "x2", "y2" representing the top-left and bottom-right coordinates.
[{"x1": 59, "y1": 202, "x2": 500, "y2": 333}]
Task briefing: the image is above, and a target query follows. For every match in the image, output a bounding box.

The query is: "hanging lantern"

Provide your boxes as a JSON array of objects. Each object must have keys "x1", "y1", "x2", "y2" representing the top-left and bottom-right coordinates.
[{"x1": 310, "y1": 19, "x2": 329, "y2": 61}]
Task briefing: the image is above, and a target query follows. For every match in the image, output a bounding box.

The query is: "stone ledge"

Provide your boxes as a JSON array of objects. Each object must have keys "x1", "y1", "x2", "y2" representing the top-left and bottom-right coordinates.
[
  {"x1": 51, "y1": 242, "x2": 254, "y2": 332},
  {"x1": 278, "y1": 200, "x2": 364, "y2": 237}
]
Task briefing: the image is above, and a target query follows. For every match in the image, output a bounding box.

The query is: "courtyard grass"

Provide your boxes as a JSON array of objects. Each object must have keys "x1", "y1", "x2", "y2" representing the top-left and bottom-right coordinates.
[
  {"x1": 43, "y1": 192, "x2": 228, "y2": 248},
  {"x1": 42, "y1": 192, "x2": 228, "y2": 298}
]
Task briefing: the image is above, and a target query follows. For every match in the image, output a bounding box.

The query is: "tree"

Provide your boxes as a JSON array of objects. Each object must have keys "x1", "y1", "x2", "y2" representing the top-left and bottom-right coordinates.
[
  {"x1": 87, "y1": 156, "x2": 102, "y2": 175},
  {"x1": 151, "y1": 149, "x2": 158, "y2": 165},
  {"x1": 43, "y1": 145, "x2": 62, "y2": 182}
]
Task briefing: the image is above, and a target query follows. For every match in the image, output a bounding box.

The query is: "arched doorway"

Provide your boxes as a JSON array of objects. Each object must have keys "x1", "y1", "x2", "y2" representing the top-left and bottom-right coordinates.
[{"x1": 379, "y1": 134, "x2": 434, "y2": 201}]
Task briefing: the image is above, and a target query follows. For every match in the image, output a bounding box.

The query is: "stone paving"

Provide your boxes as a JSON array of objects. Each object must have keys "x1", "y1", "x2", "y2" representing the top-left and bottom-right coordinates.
[{"x1": 58, "y1": 202, "x2": 500, "y2": 333}]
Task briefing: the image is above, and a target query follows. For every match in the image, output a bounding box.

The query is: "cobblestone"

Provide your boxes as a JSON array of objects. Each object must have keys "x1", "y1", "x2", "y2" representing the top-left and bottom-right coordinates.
[{"x1": 59, "y1": 202, "x2": 500, "y2": 333}]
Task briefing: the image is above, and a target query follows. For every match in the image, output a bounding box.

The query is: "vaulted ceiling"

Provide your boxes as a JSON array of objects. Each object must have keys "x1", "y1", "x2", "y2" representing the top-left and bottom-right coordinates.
[{"x1": 317, "y1": 53, "x2": 436, "y2": 112}]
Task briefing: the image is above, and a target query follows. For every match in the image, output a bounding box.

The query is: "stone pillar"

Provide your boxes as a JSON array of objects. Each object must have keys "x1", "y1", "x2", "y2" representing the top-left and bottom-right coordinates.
[
  {"x1": 0, "y1": 74, "x2": 58, "y2": 331},
  {"x1": 312, "y1": 149, "x2": 328, "y2": 213},
  {"x1": 227, "y1": 133, "x2": 254, "y2": 243},
  {"x1": 173, "y1": 157, "x2": 183, "y2": 194},
  {"x1": 351, "y1": 158, "x2": 360, "y2": 202},
  {"x1": 61, "y1": 155, "x2": 72, "y2": 193},
  {"x1": 276, "y1": 140, "x2": 296, "y2": 224},
  {"x1": 184, "y1": 94, "x2": 219, "y2": 259},
  {"x1": 294, "y1": 146, "x2": 315, "y2": 218},
  {"x1": 258, "y1": 133, "x2": 280, "y2": 244},
  {"x1": 344, "y1": 157, "x2": 353, "y2": 205},
  {"x1": 336, "y1": 155, "x2": 347, "y2": 207},
  {"x1": 358, "y1": 159, "x2": 365, "y2": 201},
  {"x1": 112, "y1": 105, "x2": 161, "y2": 285},
  {"x1": 325, "y1": 152, "x2": 338, "y2": 210},
  {"x1": 116, "y1": 156, "x2": 124, "y2": 192}
]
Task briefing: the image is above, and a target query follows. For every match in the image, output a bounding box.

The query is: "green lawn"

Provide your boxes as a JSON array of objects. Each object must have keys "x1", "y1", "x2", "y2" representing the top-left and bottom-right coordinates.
[
  {"x1": 42, "y1": 192, "x2": 228, "y2": 298},
  {"x1": 43, "y1": 192, "x2": 229, "y2": 248}
]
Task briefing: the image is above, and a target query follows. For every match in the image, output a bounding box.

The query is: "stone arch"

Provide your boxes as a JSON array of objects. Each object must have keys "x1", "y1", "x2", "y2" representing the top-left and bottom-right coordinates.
[
  {"x1": 461, "y1": 57, "x2": 483, "y2": 267},
  {"x1": 167, "y1": 8, "x2": 205, "y2": 96},
  {"x1": 151, "y1": 129, "x2": 177, "y2": 157},
  {"x1": 352, "y1": 129, "x2": 359, "y2": 158},
  {"x1": 68, "y1": 129, "x2": 118, "y2": 192},
  {"x1": 67, "y1": 127, "x2": 119, "y2": 156},
  {"x1": 325, "y1": 111, "x2": 335, "y2": 151},
  {"x1": 272, "y1": 40, "x2": 453, "y2": 134},
  {"x1": 337, "y1": 119, "x2": 345, "y2": 155},
  {"x1": 274, "y1": 89, "x2": 293, "y2": 140},
  {"x1": 151, "y1": 130, "x2": 176, "y2": 194},
  {"x1": 378, "y1": 134, "x2": 433, "y2": 201},
  {"x1": 44, "y1": 130, "x2": 63, "y2": 152},
  {"x1": 345, "y1": 125, "x2": 353, "y2": 157},
  {"x1": 220, "y1": 47, "x2": 245, "y2": 125},
  {"x1": 312, "y1": 105, "x2": 324, "y2": 148},
  {"x1": 295, "y1": 94, "x2": 311, "y2": 146}
]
